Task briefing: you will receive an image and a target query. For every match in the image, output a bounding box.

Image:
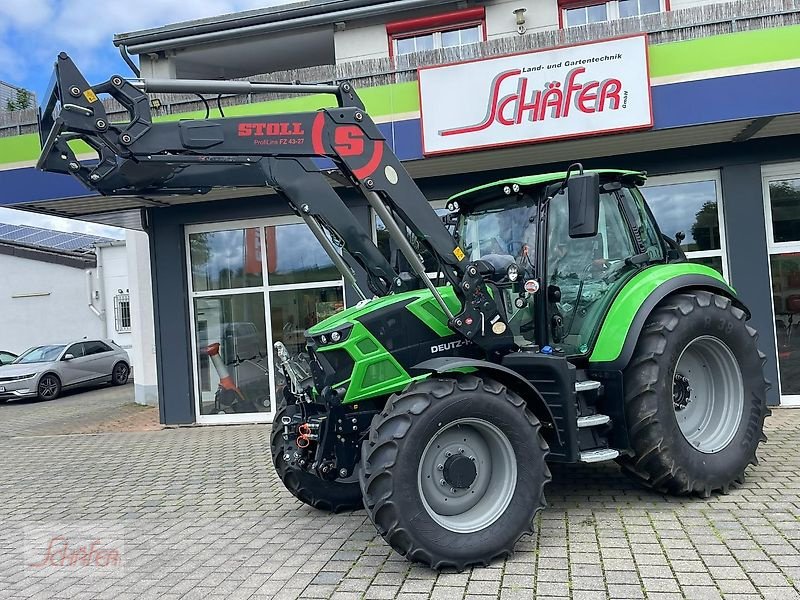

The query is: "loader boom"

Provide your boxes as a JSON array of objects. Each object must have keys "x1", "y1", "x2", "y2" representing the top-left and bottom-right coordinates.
[{"x1": 37, "y1": 53, "x2": 514, "y2": 355}]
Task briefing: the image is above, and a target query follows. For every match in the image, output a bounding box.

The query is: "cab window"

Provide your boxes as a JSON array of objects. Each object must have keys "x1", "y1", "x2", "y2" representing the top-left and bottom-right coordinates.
[
  {"x1": 619, "y1": 186, "x2": 664, "y2": 261},
  {"x1": 545, "y1": 189, "x2": 638, "y2": 355}
]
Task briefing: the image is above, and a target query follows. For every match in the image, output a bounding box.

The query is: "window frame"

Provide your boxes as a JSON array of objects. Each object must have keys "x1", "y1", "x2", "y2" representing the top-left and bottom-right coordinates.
[
  {"x1": 185, "y1": 215, "x2": 346, "y2": 425},
  {"x1": 641, "y1": 170, "x2": 729, "y2": 281},
  {"x1": 114, "y1": 293, "x2": 131, "y2": 333},
  {"x1": 386, "y1": 8, "x2": 486, "y2": 59},
  {"x1": 762, "y1": 161, "x2": 800, "y2": 406},
  {"x1": 559, "y1": 0, "x2": 669, "y2": 28}
]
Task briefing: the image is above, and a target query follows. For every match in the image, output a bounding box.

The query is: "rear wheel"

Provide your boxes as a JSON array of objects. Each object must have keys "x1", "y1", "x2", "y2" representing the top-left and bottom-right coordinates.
[
  {"x1": 111, "y1": 362, "x2": 129, "y2": 385},
  {"x1": 270, "y1": 400, "x2": 362, "y2": 513},
  {"x1": 37, "y1": 374, "x2": 61, "y2": 401},
  {"x1": 620, "y1": 291, "x2": 769, "y2": 496},
  {"x1": 359, "y1": 374, "x2": 550, "y2": 570}
]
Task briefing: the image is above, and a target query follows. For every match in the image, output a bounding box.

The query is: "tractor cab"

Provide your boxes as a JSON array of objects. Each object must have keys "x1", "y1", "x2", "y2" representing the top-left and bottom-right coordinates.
[{"x1": 449, "y1": 169, "x2": 666, "y2": 355}]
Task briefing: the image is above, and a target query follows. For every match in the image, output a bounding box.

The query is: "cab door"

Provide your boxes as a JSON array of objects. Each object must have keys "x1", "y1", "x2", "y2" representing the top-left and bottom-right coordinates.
[{"x1": 544, "y1": 187, "x2": 640, "y2": 355}]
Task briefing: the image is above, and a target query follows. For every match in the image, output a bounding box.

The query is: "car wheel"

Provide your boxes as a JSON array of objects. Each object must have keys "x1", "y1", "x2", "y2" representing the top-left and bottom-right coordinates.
[
  {"x1": 38, "y1": 374, "x2": 62, "y2": 401},
  {"x1": 111, "y1": 362, "x2": 130, "y2": 386}
]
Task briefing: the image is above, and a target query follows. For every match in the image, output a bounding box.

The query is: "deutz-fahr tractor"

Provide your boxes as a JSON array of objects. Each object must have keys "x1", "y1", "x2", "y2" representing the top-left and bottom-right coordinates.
[{"x1": 38, "y1": 53, "x2": 769, "y2": 570}]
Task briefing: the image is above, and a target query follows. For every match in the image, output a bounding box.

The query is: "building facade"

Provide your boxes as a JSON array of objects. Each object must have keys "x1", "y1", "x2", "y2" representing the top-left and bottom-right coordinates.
[
  {"x1": 2, "y1": 0, "x2": 800, "y2": 424},
  {"x1": 0, "y1": 80, "x2": 36, "y2": 112},
  {"x1": 0, "y1": 225, "x2": 133, "y2": 357}
]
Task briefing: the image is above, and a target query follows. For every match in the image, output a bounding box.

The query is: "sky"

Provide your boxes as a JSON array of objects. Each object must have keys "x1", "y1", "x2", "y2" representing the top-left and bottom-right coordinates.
[{"x1": 0, "y1": 0, "x2": 294, "y2": 238}]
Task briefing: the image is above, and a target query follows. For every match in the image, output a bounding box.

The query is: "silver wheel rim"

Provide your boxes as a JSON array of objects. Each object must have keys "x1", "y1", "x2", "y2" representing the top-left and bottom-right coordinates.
[
  {"x1": 417, "y1": 418, "x2": 516, "y2": 534},
  {"x1": 39, "y1": 376, "x2": 58, "y2": 398},
  {"x1": 114, "y1": 364, "x2": 128, "y2": 383},
  {"x1": 672, "y1": 335, "x2": 744, "y2": 453}
]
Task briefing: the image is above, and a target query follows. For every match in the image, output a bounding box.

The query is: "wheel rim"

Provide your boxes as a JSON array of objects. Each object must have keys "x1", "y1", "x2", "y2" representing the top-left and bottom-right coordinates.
[
  {"x1": 672, "y1": 335, "x2": 744, "y2": 454},
  {"x1": 39, "y1": 376, "x2": 58, "y2": 398},
  {"x1": 417, "y1": 418, "x2": 516, "y2": 534},
  {"x1": 114, "y1": 364, "x2": 129, "y2": 383}
]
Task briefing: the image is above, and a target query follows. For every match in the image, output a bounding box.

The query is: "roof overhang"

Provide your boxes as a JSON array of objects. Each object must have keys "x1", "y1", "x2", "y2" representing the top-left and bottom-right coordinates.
[{"x1": 10, "y1": 113, "x2": 797, "y2": 230}]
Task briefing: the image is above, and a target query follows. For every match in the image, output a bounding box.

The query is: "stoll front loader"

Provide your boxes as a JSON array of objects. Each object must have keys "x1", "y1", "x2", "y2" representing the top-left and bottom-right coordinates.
[{"x1": 38, "y1": 53, "x2": 769, "y2": 570}]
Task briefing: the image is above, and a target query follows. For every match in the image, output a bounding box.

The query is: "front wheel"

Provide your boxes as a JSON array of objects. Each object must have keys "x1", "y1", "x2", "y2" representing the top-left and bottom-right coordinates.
[
  {"x1": 37, "y1": 374, "x2": 61, "y2": 401},
  {"x1": 620, "y1": 291, "x2": 769, "y2": 496},
  {"x1": 359, "y1": 374, "x2": 550, "y2": 571},
  {"x1": 270, "y1": 400, "x2": 363, "y2": 513}
]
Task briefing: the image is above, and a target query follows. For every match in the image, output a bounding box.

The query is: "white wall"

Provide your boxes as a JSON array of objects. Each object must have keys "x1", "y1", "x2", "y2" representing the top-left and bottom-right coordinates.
[
  {"x1": 0, "y1": 254, "x2": 104, "y2": 355},
  {"x1": 95, "y1": 243, "x2": 133, "y2": 353},
  {"x1": 126, "y1": 231, "x2": 158, "y2": 407},
  {"x1": 334, "y1": 23, "x2": 390, "y2": 62}
]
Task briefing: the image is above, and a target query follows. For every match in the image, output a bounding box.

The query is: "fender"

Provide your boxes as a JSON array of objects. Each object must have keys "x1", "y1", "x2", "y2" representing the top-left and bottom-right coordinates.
[
  {"x1": 412, "y1": 357, "x2": 562, "y2": 447},
  {"x1": 589, "y1": 264, "x2": 746, "y2": 371}
]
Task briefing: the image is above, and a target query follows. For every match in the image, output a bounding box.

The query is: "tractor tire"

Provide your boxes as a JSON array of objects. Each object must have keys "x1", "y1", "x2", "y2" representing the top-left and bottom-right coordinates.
[
  {"x1": 270, "y1": 400, "x2": 363, "y2": 513},
  {"x1": 619, "y1": 290, "x2": 769, "y2": 497},
  {"x1": 359, "y1": 374, "x2": 550, "y2": 571}
]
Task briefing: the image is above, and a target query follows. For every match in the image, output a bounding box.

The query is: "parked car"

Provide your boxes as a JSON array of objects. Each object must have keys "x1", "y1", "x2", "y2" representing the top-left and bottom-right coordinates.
[
  {"x1": 0, "y1": 351, "x2": 17, "y2": 366},
  {"x1": 0, "y1": 340, "x2": 130, "y2": 401}
]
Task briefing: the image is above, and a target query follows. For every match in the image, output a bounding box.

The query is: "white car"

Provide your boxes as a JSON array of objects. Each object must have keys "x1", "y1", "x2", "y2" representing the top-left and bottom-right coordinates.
[{"x1": 0, "y1": 340, "x2": 130, "y2": 401}]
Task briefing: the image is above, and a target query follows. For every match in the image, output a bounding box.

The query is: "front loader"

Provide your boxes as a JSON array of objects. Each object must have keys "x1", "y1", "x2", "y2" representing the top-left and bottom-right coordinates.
[{"x1": 38, "y1": 53, "x2": 769, "y2": 570}]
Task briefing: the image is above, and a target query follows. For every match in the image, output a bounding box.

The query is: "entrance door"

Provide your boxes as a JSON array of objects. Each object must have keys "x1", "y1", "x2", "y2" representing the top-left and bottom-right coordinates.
[
  {"x1": 763, "y1": 162, "x2": 800, "y2": 406},
  {"x1": 186, "y1": 217, "x2": 344, "y2": 424}
]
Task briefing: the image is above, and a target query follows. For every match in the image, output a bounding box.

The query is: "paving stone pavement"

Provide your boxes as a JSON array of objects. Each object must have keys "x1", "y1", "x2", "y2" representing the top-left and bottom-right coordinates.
[{"x1": 0, "y1": 390, "x2": 798, "y2": 600}]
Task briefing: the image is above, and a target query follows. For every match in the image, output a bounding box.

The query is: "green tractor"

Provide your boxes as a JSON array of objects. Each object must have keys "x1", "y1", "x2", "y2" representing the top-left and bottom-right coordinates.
[
  {"x1": 38, "y1": 54, "x2": 769, "y2": 571},
  {"x1": 272, "y1": 169, "x2": 769, "y2": 569}
]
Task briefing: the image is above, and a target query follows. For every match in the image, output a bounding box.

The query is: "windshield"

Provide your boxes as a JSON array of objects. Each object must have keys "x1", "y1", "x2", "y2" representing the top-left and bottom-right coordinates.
[
  {"x1": 14, "y1": 345, "x2": 66, "y2": 364},
  {"x1": 458, "y1": 194, "x2": 538, "y2": 277}
]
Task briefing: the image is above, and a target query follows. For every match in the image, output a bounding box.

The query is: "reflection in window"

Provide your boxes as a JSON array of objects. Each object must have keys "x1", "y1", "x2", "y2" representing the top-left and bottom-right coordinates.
[
  {"x1": 194, "y1": 293, "x2": 270, "y2": 415},
  {"x1": 564, "y1": 0, "x2": 662, "y2": 27},
  {"x1": 771, "y1": 253, "x2": 800, "y2": 395},
  {"x1": 190, "y1": 228, "x2": 263, "y2": 292},
  {"x1": 769, "y1": 178, "x2": 800, "y2": 243},
  {"x1": 393, "y1": 25, "x2": 482, "y2": 56},
  {"x1": 642, "y1": 180, "x2": 720, "y2": 252},
  {"x1": 266, "y1": 223, "x2": 340, "y2": 285}
]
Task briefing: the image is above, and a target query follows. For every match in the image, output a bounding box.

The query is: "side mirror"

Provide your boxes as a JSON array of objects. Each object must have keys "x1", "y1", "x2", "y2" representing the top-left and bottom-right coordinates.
[
  {"x1": 567, "y1": 171, "x2": 600, "y2": 238},
  {"x1": 63, "y1": 353, "x2": 75, "y2": 361}
]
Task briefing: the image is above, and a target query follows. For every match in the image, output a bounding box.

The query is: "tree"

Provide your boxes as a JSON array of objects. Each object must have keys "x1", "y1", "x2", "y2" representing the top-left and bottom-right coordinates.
[
  {"x1": 14, "y1": 88, "x2": 32, "y2": 110},
  {"x1": 4, "y1": 88, "x2": 32, "y2": 111}
]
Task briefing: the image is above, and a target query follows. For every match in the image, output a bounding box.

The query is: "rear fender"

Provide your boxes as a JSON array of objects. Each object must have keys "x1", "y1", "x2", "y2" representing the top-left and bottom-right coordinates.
[
  {"x1": 590, "y1": 269, "x2": 744, "y2": 371},
  {"x1": 412, "y1": 357, "x2": 561, "y2": 447}
]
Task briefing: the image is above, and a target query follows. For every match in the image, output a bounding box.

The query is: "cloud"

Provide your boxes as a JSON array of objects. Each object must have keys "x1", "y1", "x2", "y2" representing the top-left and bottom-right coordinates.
[{"x1": 0, "y1": 0, "x2": 297, "y2": 93}]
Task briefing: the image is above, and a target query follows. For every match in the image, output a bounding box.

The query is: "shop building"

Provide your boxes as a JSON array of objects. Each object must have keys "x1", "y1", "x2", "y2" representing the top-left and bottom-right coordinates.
[{"x1": 2, "y1": 0, "x2": 800, "y2": 424}]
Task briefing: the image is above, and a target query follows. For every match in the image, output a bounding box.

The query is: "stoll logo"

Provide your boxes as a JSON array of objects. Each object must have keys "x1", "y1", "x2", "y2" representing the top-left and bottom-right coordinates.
[
  {"x1": 418, "y1": 35, "x2": 652, "y2": 155},
  {"x1": 439, "y1": 66, "x2": 623, "y2": 137}
]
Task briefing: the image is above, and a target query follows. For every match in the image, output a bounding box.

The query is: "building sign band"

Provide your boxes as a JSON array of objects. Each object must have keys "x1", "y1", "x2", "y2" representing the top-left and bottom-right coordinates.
[{"x1": 418, "y1": 34, "x2": 653, "y2": 155}]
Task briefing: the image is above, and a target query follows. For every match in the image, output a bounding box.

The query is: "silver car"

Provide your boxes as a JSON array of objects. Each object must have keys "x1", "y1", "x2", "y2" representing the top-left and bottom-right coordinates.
[{"x1": 0, "y1": 340, "x2": 130, "y2": 401}]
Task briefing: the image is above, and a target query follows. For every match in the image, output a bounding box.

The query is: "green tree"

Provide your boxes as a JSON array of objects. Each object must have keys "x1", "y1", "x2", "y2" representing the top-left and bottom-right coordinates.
[{"x1": 14, "y1": 88, "x2": 32, "y2": 110}]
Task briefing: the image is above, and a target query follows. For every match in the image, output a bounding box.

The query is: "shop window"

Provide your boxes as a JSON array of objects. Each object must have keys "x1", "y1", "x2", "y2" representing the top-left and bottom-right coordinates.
[
  {"x1": 561, "y1": 0, "x2": 665, "y2": 27},
  {"x1": 114, "y1": 293, "x2": 131, "y2": 333},
  {"x1": 640, "y1": 172, "x2": 728, "y2": 279},
  {"x1": 189, "y1": 228, "x2": 262, "y2": 292},
  {"x1": 387, "y1": 8, "x2": 485, "y2": 58},
  {"x1": 187, "y1": 219, "x2": 344, "y2": 422},
  {"x1": 764, "y1": 164, "x2": 800, "y2": 403},
  {"x1": 265, "y1": 223, "x2": 340, "y2": 285}
]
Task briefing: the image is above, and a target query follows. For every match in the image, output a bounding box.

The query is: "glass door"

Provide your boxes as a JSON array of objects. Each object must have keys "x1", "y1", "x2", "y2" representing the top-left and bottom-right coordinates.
[
  {"x1": 763, "y1": 163, "x2": 800, "y2": 406},
  {"x1": 186, "y1": 217, "x2": 344, "y2": 424}
]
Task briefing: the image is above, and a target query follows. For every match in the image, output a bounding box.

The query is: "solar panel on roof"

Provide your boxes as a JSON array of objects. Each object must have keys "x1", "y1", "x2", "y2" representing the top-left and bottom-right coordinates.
[{"x1": 0, "y1": 222, "x2": 119, "y2": 252}]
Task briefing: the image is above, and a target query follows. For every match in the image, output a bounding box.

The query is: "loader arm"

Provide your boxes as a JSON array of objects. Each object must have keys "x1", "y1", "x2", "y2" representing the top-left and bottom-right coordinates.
[{"x1": 37, "y1": 52, "x2": 514, "y2": 355}]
